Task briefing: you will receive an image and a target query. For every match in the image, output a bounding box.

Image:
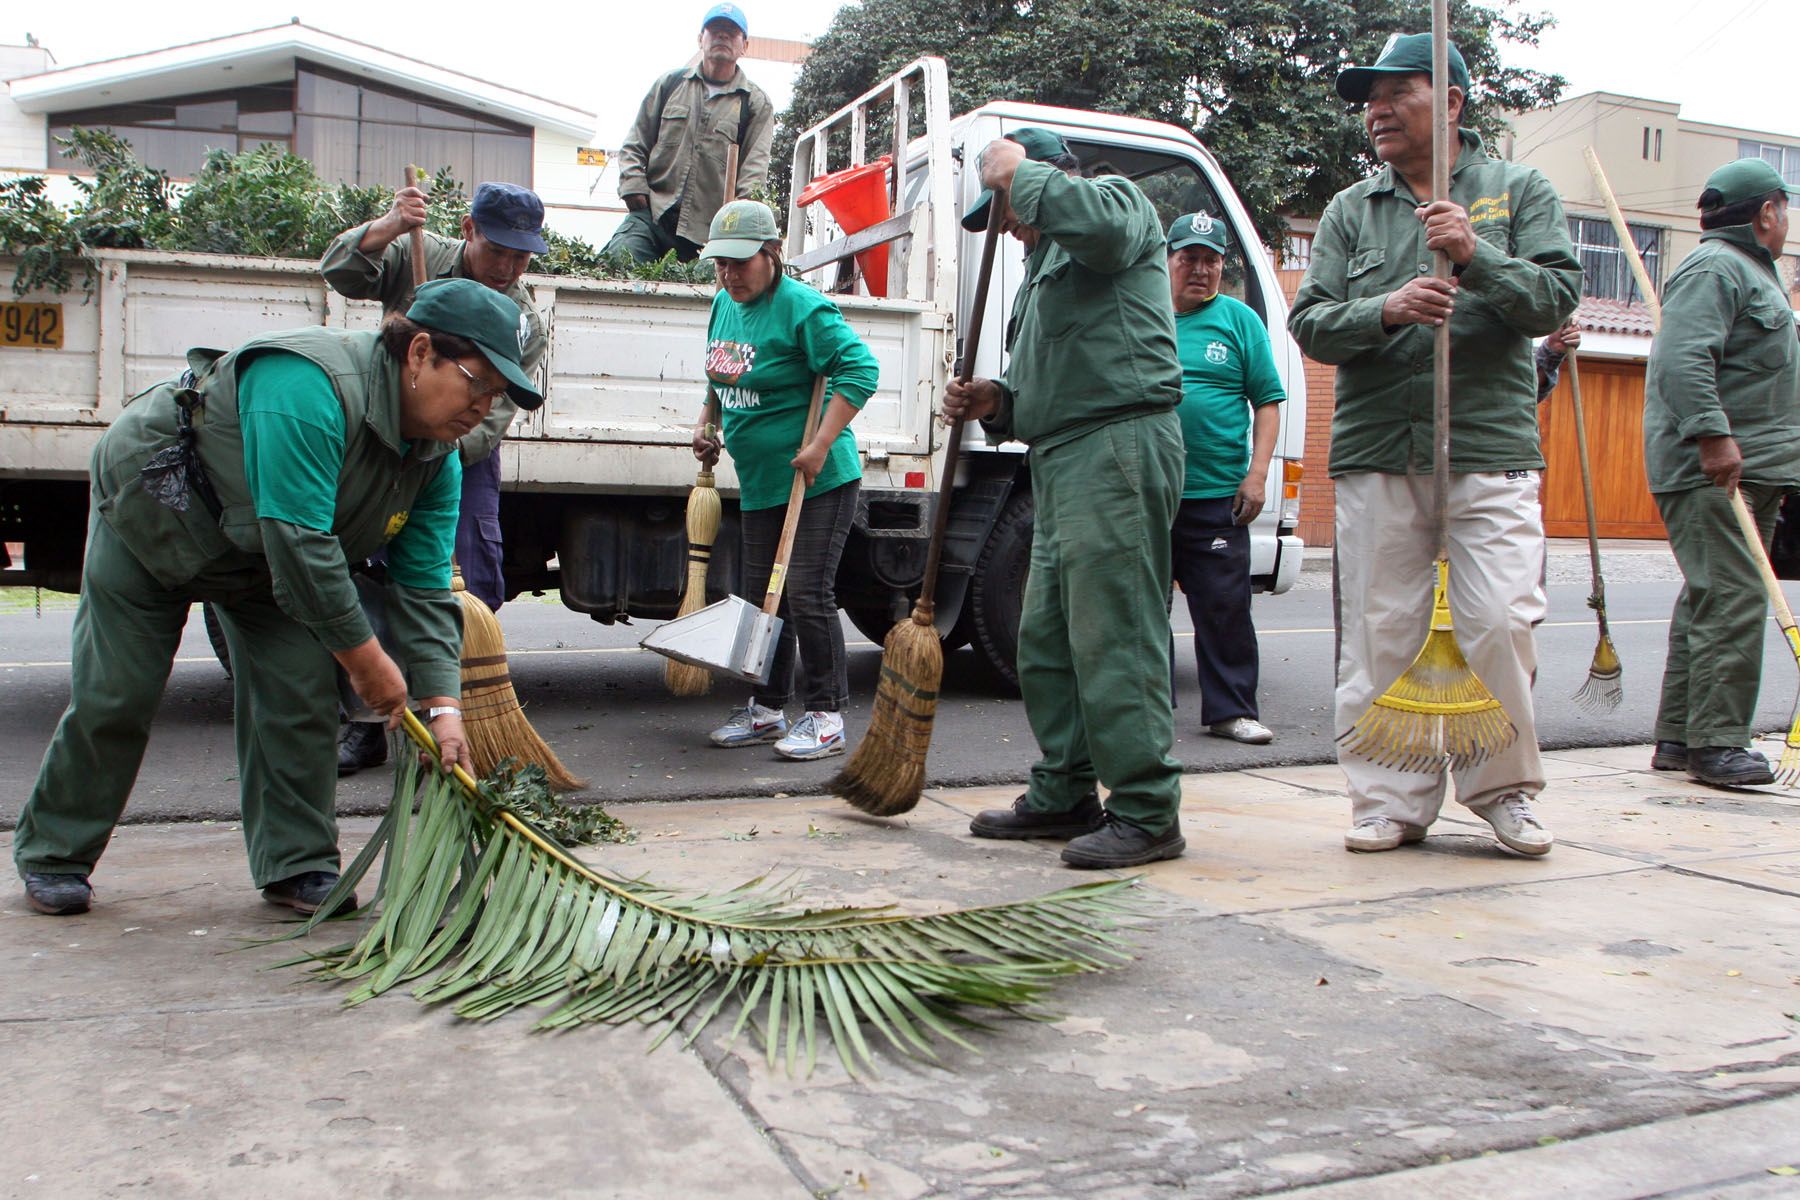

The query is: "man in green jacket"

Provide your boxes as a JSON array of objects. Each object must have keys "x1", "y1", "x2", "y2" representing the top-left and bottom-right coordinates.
[
  {"x1": 1288, "y1": 34, "x2": 1581, "y2": 857},
  {"x1": 321, "y1": 180, "x2": 548, "y2": 770},
  {"x1": 944, "y1": 128, "x2": 1187, "y2": 869},
  {"x1": 1645, "y1": 158, "x2": 1799, "y2": 787},
  {"x1": 602, "y1": 3, "x2": 775, "y2": 264},
  {"x1": 15, "y1": 279, "x2": 542, "y2": 918}
]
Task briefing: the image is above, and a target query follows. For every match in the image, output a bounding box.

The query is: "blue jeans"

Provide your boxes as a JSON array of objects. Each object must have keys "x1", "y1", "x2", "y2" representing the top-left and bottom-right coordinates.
[{"x1": 738, "y1": 480, "x2": 859, "y2": 712}]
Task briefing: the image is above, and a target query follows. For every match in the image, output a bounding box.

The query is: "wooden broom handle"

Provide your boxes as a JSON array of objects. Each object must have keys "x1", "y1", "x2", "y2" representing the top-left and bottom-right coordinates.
[
  {"x1": 404, "y1": 165, "x2": 428, "y2": 289},
  {"x1": 761, "y1": 375, "x2": 830, "y2": 614},
  {"x1": 1429, "y1": 0, "x2": 1453, "y2": 560},
  {"x1": 1565, "y1": 353, "x2": 1606, "y2": 597},
  {"x1": 916, "y1": 191, "x2": 1007, "y2": 610},
  {"x1": 1583, "y1": 147, "x2": 1662, "y2": 326},
  {"x1": 725, "y1": 144, "x2": 740, "y2": 199}
]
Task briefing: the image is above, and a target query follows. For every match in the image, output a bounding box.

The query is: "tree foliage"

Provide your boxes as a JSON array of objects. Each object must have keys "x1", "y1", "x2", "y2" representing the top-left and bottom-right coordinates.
[{"x1": 776, "y1": 0, "x2": 1565, "y2": 245}]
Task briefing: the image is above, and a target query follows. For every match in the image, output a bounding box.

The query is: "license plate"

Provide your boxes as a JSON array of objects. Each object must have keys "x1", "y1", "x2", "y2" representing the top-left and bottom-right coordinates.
[{"x1": 0, "y1": 302, "x2": 64, "y2": 349}]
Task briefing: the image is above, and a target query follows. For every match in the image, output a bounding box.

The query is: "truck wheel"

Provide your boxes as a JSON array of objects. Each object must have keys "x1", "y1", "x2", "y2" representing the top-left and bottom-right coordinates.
[
  {"x1": 967, "y1": 490, "x2": 1032, "y2": 692},
  {"x1": 202, "y1": 602, "x2": 233, "y2": 679}
]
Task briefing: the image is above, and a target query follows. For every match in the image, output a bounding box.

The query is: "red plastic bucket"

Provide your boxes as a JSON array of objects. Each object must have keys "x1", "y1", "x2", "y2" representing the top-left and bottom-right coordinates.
[{"x1": 796, "y1": 156, "x2": 893, "y2": 297}]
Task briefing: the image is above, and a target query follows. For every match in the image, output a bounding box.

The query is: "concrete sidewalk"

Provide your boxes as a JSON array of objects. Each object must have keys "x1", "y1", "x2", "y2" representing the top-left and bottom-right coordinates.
[{"x1": 5, "y1": 744, "x2": 1799, "y2": 1198}]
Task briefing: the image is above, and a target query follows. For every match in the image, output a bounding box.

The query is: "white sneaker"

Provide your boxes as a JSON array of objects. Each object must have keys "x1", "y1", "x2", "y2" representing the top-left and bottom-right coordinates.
[
  {"x1": 1344, "y1": 816, "x2": 1428, "y2": 853},
  {"x1": 1471, "y1": 792, "x2": 1553, "y2": 856},
  {"x1": 709, "y1": 703, "x2": 787, "y2": 748},
  {"x1": 1210, "y1": 717, "x2": 1274, "y2": 745},
  {"x1": 774, "y1": 711, "x2": 847, "y2": 761}
]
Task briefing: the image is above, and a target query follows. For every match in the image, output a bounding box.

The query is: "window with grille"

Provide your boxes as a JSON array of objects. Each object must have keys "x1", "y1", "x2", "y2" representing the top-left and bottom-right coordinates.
[
  {"x1": 1738, "y1": 140, "x2": 1800, "y2": 188},
  {"x1": 1567, "y1": 215, "x2": 1666, "y2": 302}
]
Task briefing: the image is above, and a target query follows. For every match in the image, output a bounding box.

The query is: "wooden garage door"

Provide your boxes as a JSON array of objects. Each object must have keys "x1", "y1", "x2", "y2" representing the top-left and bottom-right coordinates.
[{"x1": 1539, "y1": 358, "x2": 1666, "y2": 539}]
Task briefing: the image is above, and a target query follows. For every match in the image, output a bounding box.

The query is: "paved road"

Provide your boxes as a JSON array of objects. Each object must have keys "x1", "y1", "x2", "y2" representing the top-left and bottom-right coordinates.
[{"x1": 5, "y1": 546, "x2": 1800, "y2": 824}]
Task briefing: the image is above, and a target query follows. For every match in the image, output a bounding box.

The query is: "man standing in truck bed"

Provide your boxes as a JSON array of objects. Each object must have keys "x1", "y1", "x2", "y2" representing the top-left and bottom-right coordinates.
[
  {"x1": 602, "y1": 3, "x2": 775, "y2": 264},
  {"x1": 320, "y1": 180, "x2": 548, "y2": 771},
  {"x1": 943, "y1": 128, "x2": 1188, "y2": 870}
]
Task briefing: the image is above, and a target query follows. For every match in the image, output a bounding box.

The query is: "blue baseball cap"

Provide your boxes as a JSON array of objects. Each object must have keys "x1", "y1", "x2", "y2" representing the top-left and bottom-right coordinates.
[
  {"x1": 470, "y1": 182, "x2": 548, "y2": 255},
  {"x1": 702, "y1": 3, "x2": 748, "y2": 35}
]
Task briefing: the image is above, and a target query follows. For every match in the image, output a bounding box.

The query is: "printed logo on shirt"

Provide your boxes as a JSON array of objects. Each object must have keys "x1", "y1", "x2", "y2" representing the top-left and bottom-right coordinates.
[
  {"x1": 716, "y1": 385, "x2": 762, "y2": 410},
  {"x1": 1470, "y1": 192, "x2": 1512, "y2": 225},
  {"x1": 1204, "y1": 340, "x2": 1231, "y2": 365},
  {"x1": 1209, "y1": 537, "x2": 1228, "y2": 550},
  {"x1": 706, "y1": 338, "x2": 756, "y2": 382},
  {"x1": 384, "y1": 510, "x2": 410, "y2": 540}
]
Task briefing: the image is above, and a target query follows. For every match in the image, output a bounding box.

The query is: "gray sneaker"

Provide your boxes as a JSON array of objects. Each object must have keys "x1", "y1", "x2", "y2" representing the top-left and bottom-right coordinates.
[
  {"x1": 709, "y1": 703, "x2": 788, "y2": 748},
  {"x1": 1470, "y1": 793, "x2": 1553, "y2": 856},
  {"x1": 1343, "y1": 817, "x2": 1427, "y2": 853},
  {"x1": 1209, "y1": 717, "x2": 1274, "y2": 745}
]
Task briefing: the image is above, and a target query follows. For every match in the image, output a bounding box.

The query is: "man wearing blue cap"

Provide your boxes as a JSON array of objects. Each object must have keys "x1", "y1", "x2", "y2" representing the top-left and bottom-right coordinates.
[
  {"x1": 321, "y1": 179, "x2": 549, "y2": 771},
  {"x1": 1289, "y1": 33, "x2": 1580, "y2": 857},
  {"x1": 604, "y1": 3, "x2": 775, "y2": 263},
  {"x1": 1645, "y1": 158, "x2": 1799, "y2": 787},
  {"x1": 944, "y1": 128, "x2": 1188, "y2": 870}
]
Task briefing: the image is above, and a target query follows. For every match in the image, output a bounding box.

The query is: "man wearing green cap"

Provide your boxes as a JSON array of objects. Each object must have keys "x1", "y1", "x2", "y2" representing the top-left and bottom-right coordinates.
[
  {"x1": 1289, "y1": 33, "x2": 1580, "y2": 857},
  {"x1": 944, "y1": 127, "x2": 1188, "y2": 870},
  {"x1": 1165, "y1": 212, "x2": 1286, "y2": 746},
  {"x1": 14, "y1": 278, "x2": 544, "y2": 918},
  {"x1": 1645, "y1": 158, "x2": 1799, "y2": 788},
  {"x1": 604, "y1": 3, "x2": 775, "y2": 264}
]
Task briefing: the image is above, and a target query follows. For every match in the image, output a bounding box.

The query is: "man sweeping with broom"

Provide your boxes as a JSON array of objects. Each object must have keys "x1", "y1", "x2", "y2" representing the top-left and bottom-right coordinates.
[{"x1": 1288, "y1": 32, "x2": 1580, "y2": 856}]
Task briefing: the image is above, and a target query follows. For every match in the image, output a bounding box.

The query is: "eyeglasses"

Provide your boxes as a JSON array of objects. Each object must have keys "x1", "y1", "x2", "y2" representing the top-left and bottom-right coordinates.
[{"x1": 450, "y1": 358, "x2": 509, "y2": 404}]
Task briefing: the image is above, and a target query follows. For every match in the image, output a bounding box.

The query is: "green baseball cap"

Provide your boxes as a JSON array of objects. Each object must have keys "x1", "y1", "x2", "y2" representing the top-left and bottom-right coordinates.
[
  {"x1": 961, "y1": 127, "x2": 1072, "y2": 232},
  {"x1": 698, "y1": 200, "x2": 780, "y2": 261},
  {"x1": 1702, "y1": 157, "x2": 1797, "y2": 207},
  {"x1": 1167, "y1": 211, "x2": 1231, "y2": 253},
  {"x1": 405, "y1": 277, "x2": 542, "y2": 411},
  {"x1": 1336, "y1": 33, "x2": 1470, "y2": 104}
]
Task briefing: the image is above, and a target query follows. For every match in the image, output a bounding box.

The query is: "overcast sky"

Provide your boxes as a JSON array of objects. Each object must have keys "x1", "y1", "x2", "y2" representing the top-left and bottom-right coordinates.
[{"x1": 8, "y1": 0, "x2": 1791, "y2": 142}]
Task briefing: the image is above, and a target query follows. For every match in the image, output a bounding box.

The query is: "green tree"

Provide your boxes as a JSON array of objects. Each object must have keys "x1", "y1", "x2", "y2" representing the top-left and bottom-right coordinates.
[{"x1": 776, "y1": 0, "x2": 1564, "y2": 245}]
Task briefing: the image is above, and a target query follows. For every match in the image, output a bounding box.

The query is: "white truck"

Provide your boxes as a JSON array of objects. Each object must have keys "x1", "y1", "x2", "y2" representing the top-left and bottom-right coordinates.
[{"x1": 0, "y1": 58, "x2": 1305, "y2": 687}]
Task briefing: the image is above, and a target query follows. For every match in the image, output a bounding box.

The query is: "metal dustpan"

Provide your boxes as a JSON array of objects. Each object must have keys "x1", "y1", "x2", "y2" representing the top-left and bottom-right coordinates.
[
  {"x1": 640, "y1": 375, "x2": 828, "y2": 688},
  {"x1": 640, "y1": 595, "x2": 781, "y2": 686}
]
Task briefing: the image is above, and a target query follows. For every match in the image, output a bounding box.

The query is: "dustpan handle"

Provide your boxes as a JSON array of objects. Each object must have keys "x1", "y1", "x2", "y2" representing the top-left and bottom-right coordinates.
[
  {"x1": 1430, "y1": 0, "x2": 1452, "y2": 559},
  {"x1": 762, "y1": 374, "x2": 830, "y2": 614}
]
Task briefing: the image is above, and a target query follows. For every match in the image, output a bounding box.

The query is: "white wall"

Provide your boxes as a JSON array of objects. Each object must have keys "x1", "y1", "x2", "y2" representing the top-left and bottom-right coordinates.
[{"x1": 0, "y1": 45, "x2": 54, "y2": 172}]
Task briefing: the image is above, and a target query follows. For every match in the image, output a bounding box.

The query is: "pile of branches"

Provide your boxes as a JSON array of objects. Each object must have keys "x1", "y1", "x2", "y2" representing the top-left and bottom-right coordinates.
[{"x1": 0, "y1": 129, "x2": 713, "y2": 297}]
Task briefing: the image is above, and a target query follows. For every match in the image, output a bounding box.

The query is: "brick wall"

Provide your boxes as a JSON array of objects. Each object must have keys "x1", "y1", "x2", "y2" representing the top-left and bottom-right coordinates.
[{"x1": 1278, "y1": 268, "x2": 1337, "y2": 548}]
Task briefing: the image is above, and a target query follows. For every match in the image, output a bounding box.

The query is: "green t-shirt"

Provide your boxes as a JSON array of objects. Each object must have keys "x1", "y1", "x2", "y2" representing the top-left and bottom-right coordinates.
[
  {"x1": 1173, "y1": 294, "x2": 1286, "y2": 499},
  {"x1": 238, "y1": 352, "x2": 462, "y2": 588},
  {"x1": 705, "y1": 277, "x2": 880, "y2": 511}
]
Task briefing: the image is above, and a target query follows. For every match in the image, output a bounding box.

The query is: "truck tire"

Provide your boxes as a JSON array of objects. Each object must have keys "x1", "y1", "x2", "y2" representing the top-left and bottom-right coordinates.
[{"x1": 967, "y1": 490, "x2": 1032, "y2": 692}]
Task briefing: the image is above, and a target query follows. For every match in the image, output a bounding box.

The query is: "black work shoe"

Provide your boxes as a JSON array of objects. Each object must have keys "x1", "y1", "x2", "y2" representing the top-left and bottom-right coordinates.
[
  {"x1": 970, "y1": 790, "x2": 1104, "y2": 840},
  {"x1": 262, "y1": 871, "x2": 357, "y2": 917},
  {"x1": 1687, "y1": 746, "x2": 1774, "y2": 788},
  {"x1": 337, "y1": 722, "x2": 389, "y2": 776},
  {"x1": 1060, "y1": 815, "x2": 1186, "y2": 869},
  {"x1": 1650, "y1": 741, "x2": 1688, "y2": 771},
  {"x1": 24, "y1": 872, "x2": 92, "y2": 916}
]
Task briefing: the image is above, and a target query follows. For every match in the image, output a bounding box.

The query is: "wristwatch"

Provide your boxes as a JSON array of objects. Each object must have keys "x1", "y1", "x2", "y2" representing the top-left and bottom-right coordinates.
[{"x1": 426, "y1": 706, "x2": 462, "y2": 721}]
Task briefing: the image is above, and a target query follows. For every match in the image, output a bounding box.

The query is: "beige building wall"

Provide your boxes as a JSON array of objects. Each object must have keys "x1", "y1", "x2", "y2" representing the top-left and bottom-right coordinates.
[{"x1": 0, "y1": 44, "x2": 53, "y2": 172}]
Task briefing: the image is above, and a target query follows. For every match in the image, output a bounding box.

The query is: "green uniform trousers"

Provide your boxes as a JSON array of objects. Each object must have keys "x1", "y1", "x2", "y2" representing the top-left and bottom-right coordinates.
[
  {"x1": 13, "y1": 512, "x2": 343, "y2": 888},
  {"x1": 1654, "y1": 481, "x2": 1784, "y2": 749},
  {"x1": 1018, "y1": 409, "x2": 1185, "y2": 834}
]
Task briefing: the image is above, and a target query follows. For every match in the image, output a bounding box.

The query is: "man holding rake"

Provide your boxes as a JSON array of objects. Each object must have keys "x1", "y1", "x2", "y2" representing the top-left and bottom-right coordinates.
[{"x1": 1289, "y1": 34, "x2": 1580, "y2": 856}]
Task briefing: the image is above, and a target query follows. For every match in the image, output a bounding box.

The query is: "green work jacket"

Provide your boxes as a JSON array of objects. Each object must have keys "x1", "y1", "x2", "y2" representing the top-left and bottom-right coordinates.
[
  {"x1": 320, "y1": 225, "x2": 545, "y2": 464},
  {"x1": 1288, "y1": 130, "x2": 1581, "y2": 477},
  {"x1": 982, "y1": 160, "x2": 1183, "y2": 451},
  {"x1": 1644, "y1": 224, "x2": 1800, "y2": 493},
  {"x1": 91, "y1": 327, "x2": 464, "y2": 699},
  {"x1": 614, "y1": 65, "x2": 776, "y2": 248}
]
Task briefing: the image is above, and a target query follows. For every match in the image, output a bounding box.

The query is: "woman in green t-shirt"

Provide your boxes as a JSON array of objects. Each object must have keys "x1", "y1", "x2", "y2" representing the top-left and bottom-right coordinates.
[{"x1": 689, "y1": 201, "x2": 881, "y2": 760}]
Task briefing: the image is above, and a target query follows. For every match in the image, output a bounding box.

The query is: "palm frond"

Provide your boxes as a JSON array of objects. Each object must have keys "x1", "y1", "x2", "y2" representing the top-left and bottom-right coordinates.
[{"x1": 274, "y1": 713, "x2": 1143, "y2": 1076}]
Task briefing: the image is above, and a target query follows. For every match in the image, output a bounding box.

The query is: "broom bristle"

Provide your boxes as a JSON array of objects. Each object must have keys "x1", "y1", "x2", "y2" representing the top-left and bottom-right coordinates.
[
  {"x1": 458, "y1": 589, "x2": 585, "y2": 792},
  {"x1": 1338, "y1": 627, "x2": 1518, "y2": 773},
  {"x1": 1572, "y1": 633, "x2": 1623, "y2": 714},
  {"x1": 831, "y1": 610, "x2": 942, "y2": 816},
  {"x1": 666, "y1": 474, "x2": 721, "y2": 698}
]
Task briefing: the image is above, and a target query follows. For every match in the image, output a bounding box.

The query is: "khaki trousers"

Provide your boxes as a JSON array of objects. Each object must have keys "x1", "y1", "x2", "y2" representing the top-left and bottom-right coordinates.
[{"x1": 1333, "y1": 471, "x2": 1547, "y2": 826}]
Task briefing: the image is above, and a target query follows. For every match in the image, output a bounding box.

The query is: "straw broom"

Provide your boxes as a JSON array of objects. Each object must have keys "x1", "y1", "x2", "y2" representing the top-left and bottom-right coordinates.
[
  {"x1": 831, "y1": 188, "x2": 1007, "y2": 816},
  {"x1": 403, "y1": 165, "x2": 583, "y2": 792},
  {"x1": 1587, "y1": 147, "x2": 1800, "y2": 773},
  {"x1": 1337, "y1": 2, "x2": 1517, "y2": 772},
  {"x1": 665, "y1": 394, "x2": 722, "y2": 697},
  {"x1": 1565, "y1": 352, "x2": 1623, "y2": 712}
]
